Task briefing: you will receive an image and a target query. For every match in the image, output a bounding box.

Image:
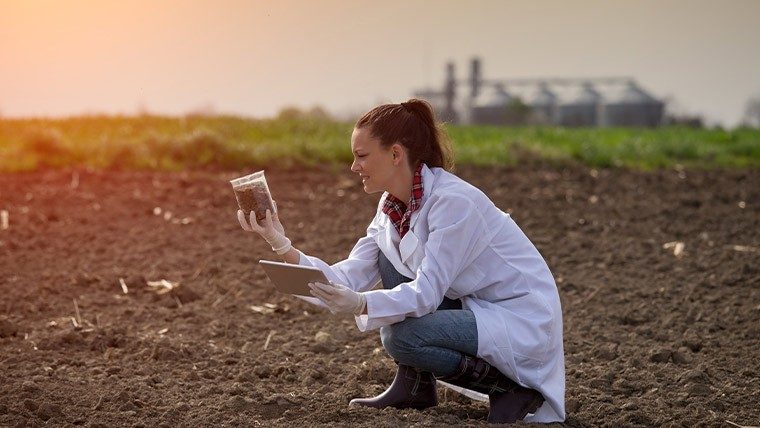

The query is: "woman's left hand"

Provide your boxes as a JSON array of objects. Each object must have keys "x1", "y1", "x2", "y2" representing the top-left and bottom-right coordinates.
[{"x1": 308, "y1": 282, "x2": 366, "y2": 315}]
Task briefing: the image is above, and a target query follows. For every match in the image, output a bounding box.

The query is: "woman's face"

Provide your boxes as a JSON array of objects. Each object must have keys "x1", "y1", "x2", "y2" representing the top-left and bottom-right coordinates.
[{"x1": 350, "y1": 127, "x2": 399, "y2": 194}]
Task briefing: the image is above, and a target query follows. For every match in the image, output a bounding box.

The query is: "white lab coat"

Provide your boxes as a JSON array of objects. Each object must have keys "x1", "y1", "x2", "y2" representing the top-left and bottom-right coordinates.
[{"x1": 296, "y1": 164, "x2": 565, "y2": 423}]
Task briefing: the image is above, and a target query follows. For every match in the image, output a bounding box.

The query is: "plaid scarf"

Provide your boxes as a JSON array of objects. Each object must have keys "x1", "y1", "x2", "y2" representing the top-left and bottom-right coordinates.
[{"x1": 381, "y1": 163, "x2": 424, "y2": 239}]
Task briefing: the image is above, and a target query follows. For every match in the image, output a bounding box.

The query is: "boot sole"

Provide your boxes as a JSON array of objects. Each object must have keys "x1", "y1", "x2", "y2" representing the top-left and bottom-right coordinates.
[{"x1": 349, "y1": 399, "x2": 437, "y2": 410}]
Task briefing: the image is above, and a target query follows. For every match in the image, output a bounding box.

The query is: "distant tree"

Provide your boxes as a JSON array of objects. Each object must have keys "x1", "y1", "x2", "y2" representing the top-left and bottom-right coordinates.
[
  {"x1": 306, "y1": 105, "x2": 333, "y2": 121},
  {"x1": 276, "y1": 105, "x2": 334, "y2": 121},
  {"x1": 185, "y1": 102, "x2": 217, "y2": 118},
  {"x1": 664, "y1": 114, "x2": 704, "y2": 128},
  {"x1": 276, "y1": 106, "x2": 303, "y2": 120},
  {"x1": 503, "y1": 98, "x2": 532, "y2": 126},
  {"x1": 742, "y1": 96, "x2": 760, "y2": 128},
  {"x1": 662, "y1": 95, "x2": 704, "y2": 128}
]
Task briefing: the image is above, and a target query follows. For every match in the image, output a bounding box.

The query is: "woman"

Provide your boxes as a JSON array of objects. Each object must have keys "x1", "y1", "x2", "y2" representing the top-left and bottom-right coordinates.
[{"x1": 237, "y1": 99, "x2": 565, "y2": 423}]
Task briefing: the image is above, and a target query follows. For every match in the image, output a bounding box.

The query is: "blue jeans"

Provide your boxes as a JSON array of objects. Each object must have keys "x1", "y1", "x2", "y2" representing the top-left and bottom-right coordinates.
[{"x1": 378, "y1": 251, "x2": 478, "y2": 378}]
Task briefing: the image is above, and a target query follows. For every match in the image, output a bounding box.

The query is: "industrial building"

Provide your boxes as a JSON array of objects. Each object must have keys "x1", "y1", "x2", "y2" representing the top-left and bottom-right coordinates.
[{"x1": 414, "y1": 58, "x2": 664, "y2": 127}]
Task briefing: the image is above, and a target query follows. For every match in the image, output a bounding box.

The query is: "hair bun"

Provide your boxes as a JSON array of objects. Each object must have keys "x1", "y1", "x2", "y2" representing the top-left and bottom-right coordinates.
[
  {"x1": 401, "y1": 99, "x2": 420, "y2": 107},
  {"x1": 400, "y1": 99, "x2": 425, "y2": 115}
]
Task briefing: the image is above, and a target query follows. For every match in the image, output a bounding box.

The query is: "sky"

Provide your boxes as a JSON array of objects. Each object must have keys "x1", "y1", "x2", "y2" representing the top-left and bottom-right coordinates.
[{"x1": 1, "y1": 0, "x2": 759, "y2": 126}]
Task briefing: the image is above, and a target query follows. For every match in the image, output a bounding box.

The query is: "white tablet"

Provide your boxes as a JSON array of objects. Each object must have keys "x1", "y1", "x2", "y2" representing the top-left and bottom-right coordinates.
[{"x1": 259, "y1": 260, "x2": 331, "y2": 296}]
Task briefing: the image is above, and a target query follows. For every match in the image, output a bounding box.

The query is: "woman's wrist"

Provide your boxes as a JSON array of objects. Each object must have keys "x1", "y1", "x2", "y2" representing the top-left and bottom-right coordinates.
[
  {"x1": 353, "y1": 293, "x2": 367, "y2": 316},
  {"x1": 272, "y1": 237, "x2": 292, "y2": 255},
  {"x1": 279, "y1": 246, "x2": 301, "y2": 264},
  {"x1": 266, "y1": 233, "x2": 291, "y2": 254}
]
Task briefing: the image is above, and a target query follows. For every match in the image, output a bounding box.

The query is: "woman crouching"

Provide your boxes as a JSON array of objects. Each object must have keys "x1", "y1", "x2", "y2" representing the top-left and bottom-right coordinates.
[{"x1": 238, "y1": 99, "x2": 565, "y2": 423}]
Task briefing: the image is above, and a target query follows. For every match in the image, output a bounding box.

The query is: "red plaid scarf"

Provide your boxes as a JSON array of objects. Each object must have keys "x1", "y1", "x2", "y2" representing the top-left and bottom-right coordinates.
[{"x1": 381, "y1": 163, "x2": 424, "y2": 239}]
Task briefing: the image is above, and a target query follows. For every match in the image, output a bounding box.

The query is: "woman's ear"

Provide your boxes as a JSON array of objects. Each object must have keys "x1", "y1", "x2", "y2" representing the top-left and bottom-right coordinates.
[{"x1": 391, "y1": 143, "x2": 404, "y2": 166}]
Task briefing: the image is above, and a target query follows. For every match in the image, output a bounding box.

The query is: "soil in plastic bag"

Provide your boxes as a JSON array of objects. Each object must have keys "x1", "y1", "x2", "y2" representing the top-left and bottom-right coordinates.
[{"x1": 234, "y1": 184, "x2": 275, "y2": 222}]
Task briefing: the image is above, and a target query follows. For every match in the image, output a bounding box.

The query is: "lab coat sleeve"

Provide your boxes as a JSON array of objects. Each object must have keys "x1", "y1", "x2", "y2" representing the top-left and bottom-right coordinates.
[
  {"x1": 295, "y1": 211, "x2": 382, "y2": 296},
  {"x1": 356, "y1": 195, "x2": 489, "y2": 331}
]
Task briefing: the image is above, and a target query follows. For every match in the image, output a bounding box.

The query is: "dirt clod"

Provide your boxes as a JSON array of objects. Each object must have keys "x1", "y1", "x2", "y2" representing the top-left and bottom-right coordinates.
[
  {"x1": 0, "y1": 318, "x2": 20, "y2": 338},
  {"x1": 672, "y1": 349, "x2": 693, "y2": 365},
  {"x1": 23, "y1": 399, "x2": 38, "y2": 412},
  {"x1": 649, "y1": 349, "x2": 672, "y2": 363},
  {"x1": 36, "y1": 403, "x2": 62, "y2": 421},
  {"x1": 312, "y1": 331, "x2": 334, "y2": 353}
]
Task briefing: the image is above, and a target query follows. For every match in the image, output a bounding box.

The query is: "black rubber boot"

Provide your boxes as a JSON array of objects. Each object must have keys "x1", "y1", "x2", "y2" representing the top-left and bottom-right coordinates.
[
  {"x1": 487, "y1": 383, "x2": 545, "y2": 424},
  {"x1": 349, "y1": 364, "x2": 438, "y2": 410},
  {"x1": 444, "y1": 355, "x2": 544, "y2": 423}
]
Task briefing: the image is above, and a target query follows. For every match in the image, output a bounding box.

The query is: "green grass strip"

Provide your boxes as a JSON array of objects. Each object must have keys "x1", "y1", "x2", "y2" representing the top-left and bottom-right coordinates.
[{"x1": 1, "y1": 116, "x2": 758, "y2": 172}]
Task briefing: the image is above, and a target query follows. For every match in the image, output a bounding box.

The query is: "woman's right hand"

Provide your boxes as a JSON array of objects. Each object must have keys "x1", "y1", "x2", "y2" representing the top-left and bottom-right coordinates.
[{"x1": 237, "y1": 202, "x2": 292, "y2": 255}]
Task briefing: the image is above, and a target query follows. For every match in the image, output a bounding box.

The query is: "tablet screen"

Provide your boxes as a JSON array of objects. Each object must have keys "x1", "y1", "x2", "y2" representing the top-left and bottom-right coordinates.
[{"x1": 259, "y1": 260, "x2": 331, "y2": 296}]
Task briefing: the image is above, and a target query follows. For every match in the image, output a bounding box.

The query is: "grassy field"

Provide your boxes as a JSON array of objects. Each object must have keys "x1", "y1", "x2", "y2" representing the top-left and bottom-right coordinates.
[{"x1": 1, "y1": 115, "x2": 759, "y2": 172}]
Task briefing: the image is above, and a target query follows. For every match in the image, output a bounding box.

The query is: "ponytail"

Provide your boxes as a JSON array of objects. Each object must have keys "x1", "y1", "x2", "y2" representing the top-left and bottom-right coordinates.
[{"x1": 355, "y1": 98, "x2": 454, "y2": 171}]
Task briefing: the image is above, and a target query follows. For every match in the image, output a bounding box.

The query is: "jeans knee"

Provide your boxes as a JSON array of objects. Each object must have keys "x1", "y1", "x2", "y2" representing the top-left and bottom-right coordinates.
[{"x1": 380, "y1": 321, "x2": 419, "y2": 362}]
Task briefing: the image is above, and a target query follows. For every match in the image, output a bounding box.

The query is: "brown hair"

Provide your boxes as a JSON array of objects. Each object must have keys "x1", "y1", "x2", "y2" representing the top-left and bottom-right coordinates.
[{"x1": 355, "y1": 98, "x2": 454, "y2": 171}]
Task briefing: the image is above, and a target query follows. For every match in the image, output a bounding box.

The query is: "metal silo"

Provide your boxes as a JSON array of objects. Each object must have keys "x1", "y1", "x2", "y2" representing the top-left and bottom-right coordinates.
[
  {"x1": 469, "y1": 84, "x2": 516, "y2": 125},
  {"x1": 558, "y1": 83, "x2": 601, "y2": 127},
  {"x1": 602, "y1": 81, "x2": 664, "y2": 127},
  {"x1": 529, "y1": 82, "x2": 558, "y2": 125}
]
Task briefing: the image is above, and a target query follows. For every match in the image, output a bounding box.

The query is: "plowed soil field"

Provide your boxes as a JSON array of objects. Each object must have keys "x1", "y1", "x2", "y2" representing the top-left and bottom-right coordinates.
[{"x1": 1, "y1": 165, "x2": 758, "y2": 427}]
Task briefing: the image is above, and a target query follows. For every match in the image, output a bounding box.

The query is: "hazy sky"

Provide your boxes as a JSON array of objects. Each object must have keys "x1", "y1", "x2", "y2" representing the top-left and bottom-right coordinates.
[{"x1": 1, "y1": 0, "x2": 759, "y2": 126}]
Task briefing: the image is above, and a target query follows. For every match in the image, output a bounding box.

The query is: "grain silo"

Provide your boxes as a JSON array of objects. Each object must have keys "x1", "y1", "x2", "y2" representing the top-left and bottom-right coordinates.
[
  {"x1": 412, "y1": 58, "x2": 665, "y2": 127},
  {"x1": 602, "y1": 82, "x2": 664, "y2": 127},
  {"x1": 529, "y1": 82, "x2": 558, "y2": 125},
  {"x1": 558, "y1": 83, "x2": 601, "y2": 127},
  {"x1": 470, "y1": 84, "x2": 517, "y2": 125}
]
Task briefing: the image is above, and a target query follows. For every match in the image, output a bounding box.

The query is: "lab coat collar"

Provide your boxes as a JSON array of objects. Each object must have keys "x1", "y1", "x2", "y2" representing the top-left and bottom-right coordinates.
[
  {"x1": 375, "y1": 164, "x2": 439, "y2": 279},
  {"x1": 408, "y1": 163, "x2": 437, "y2": 230},
  {"x1": 397, "y1": 164, "x2": 437, "y2": 273}
]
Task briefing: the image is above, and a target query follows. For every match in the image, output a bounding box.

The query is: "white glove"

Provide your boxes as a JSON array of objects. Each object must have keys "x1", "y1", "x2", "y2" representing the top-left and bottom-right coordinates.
[
  {"x1": 308, "y1": 281, "x2": 367, "y2": 315},
  {"x1": 237, "y1": 201, "x2": 292, "y2": 255}
]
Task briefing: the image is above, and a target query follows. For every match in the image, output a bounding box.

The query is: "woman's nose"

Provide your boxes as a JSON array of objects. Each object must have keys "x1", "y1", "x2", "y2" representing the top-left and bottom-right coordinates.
[{"x1": 350, "y1": 159, "x2": 360, "y2": 172}]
